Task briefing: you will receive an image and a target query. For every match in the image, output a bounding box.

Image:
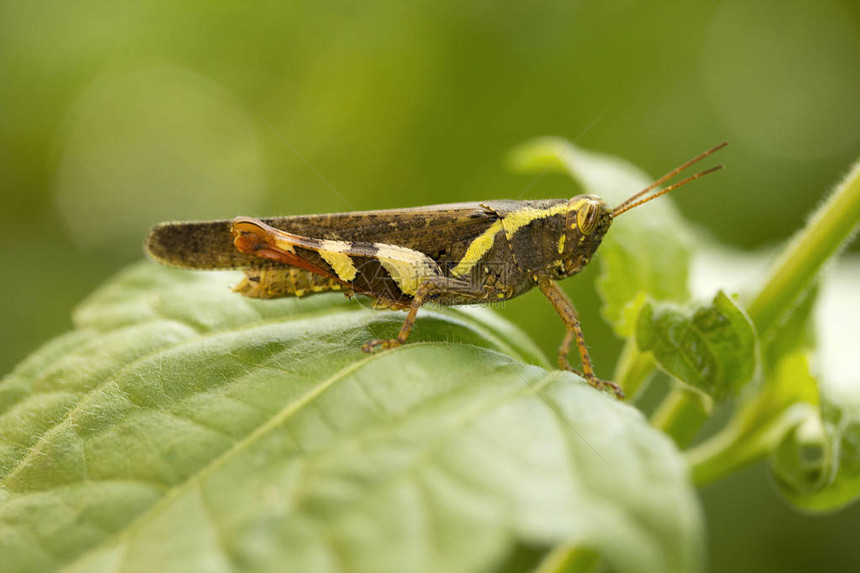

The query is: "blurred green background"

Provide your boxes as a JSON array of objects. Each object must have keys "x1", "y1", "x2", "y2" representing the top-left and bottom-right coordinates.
[{"x1": 1, "y1": 0, "x2": 859, "y2": 571}]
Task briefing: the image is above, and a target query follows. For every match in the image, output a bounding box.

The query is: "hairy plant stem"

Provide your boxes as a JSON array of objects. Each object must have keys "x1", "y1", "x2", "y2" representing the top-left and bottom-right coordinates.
[
  {"x1": 685, "y1": 158, "x2": 860, "y2": 483},
  {"x1": 746, "y1": 159, "x2": 860, "y2": 334}
]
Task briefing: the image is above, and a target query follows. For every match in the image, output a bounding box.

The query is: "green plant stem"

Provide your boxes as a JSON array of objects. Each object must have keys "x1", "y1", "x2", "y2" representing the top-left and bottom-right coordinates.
[
  {"x1": 651, "y1": 386, "x2": 712, "y2": 448},
  {"x1": 613, "y1": 338, "x2": 656, "y2": 399},
  {"x1": 690, "y1": 402, "x2": 817, "y2": 485},
  {"x1": 687, "y1": 158, "x2": 860, "y2": 484},
  {"x1": 537, "y1": 546, "x2": 601, "y2": 573}
]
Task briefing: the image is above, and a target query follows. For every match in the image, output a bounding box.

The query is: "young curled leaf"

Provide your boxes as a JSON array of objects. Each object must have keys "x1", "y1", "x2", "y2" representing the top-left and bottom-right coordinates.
[
  {"x1": 789, "y1": 400, "x2": 860, "y2": 512},
  {"x1": 636, "y1": 291, "x2": 757, "y2": 399},
  {"x1": 770, "y1": 409, "x2": 831, "y2": 499}
]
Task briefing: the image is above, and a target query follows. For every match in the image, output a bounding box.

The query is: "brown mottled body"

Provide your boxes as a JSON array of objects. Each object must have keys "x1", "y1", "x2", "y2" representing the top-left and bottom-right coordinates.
[
  {"x1": 147, "y1": 199, "x2": 605, "y2": 307},
  {"x1": 145, "y1": 143, "x2": 726, "y2": 399},
  {"x1": 147, "y1": 196, "x2": 619, "y2": 395}
]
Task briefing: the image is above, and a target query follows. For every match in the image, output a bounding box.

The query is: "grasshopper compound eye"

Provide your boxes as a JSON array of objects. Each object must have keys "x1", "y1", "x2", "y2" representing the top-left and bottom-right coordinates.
[{"x1": 576, "y1": 200, "x2": 602, "y2": 235}]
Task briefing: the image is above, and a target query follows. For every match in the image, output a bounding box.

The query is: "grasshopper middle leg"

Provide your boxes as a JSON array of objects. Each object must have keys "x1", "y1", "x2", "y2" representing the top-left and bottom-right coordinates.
[
  {"x1": 361, "y1": 282, "x2": 434, "y2": 353},
  {"x1": 361, "y1": 276, "x2": 488, "y2": 354}
]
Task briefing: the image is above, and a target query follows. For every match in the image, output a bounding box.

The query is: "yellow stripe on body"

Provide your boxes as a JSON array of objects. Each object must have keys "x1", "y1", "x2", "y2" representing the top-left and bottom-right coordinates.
[
  {"x1": 500, "y1": 203, "x2": 571, "y2": 235},
  {"x1": 374, "y1": 243, "x2": 441, "y2": 295},
  {"x1": 451, "y1": 220, "x2": 504, "y2": 278},
  {"x1": 319, "y1": 240, "x2": 359, "y2": 281},
  {"x1": 451, "y1": 202, "x2": 574, "y2": 278}
]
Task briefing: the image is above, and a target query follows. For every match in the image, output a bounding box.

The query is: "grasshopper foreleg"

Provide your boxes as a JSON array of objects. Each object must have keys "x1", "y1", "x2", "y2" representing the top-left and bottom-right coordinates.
[{"x1": 537, "y1": 277, "x2": 624, "y2": 400}]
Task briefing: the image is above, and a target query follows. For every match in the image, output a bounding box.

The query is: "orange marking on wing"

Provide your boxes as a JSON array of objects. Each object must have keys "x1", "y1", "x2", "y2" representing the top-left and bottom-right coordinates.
[{"x1": 231, "y1": 216, "x2": 355, "y2": 289}]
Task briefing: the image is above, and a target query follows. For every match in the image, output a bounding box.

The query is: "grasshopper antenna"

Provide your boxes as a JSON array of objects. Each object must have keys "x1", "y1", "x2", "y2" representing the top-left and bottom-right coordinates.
[{"x1": 611, "y1": 142, "x2": 728, "y2": 218}]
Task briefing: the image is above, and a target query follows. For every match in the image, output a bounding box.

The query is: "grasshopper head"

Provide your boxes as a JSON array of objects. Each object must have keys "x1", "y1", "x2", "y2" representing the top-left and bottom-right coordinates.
[
  {"x1": 558, "y1": 194, "x2": 613, "y2": 277},
  {"x1": 557, "y1": 142, "x2": 729, "y2": 278}
]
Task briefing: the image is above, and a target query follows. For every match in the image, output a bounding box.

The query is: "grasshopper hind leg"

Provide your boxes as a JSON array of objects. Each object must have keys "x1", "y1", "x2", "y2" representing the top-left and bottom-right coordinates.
[{"x1": 537, "y1": 277, "x2": 625, "y2": 400}]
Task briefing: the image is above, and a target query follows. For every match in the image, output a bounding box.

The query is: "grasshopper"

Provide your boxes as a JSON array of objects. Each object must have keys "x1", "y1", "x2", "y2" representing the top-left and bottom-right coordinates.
[{"x1": 145, "y1": 143, "x2": 726, "y2": 399}]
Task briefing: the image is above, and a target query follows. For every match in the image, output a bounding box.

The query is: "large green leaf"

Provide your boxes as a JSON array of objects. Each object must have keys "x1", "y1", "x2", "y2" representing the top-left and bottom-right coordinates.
[
  {"x1": 0, "y1": 263, "x2": 703, "y2": 573},
  {"x1": 509, "y1": 138, "x2": 692, "y2": 337}
]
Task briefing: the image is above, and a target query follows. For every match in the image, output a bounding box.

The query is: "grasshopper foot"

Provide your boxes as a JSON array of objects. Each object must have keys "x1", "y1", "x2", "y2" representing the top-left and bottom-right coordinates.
[
  {"x1": 590, "y1": 377, "x2": 625, "y2": 400},
  {"x1": 559, "y1": 359, "x2": 625, "y2": 400},
  {"x1": 361, "y1": 338, "x2": 403, "y2": 353}
]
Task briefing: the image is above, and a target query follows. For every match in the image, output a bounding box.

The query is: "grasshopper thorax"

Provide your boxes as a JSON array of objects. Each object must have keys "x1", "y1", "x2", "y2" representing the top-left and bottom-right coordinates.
[{"x1": 557, "y1": 194, "x2": 613, "y2": 277}]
